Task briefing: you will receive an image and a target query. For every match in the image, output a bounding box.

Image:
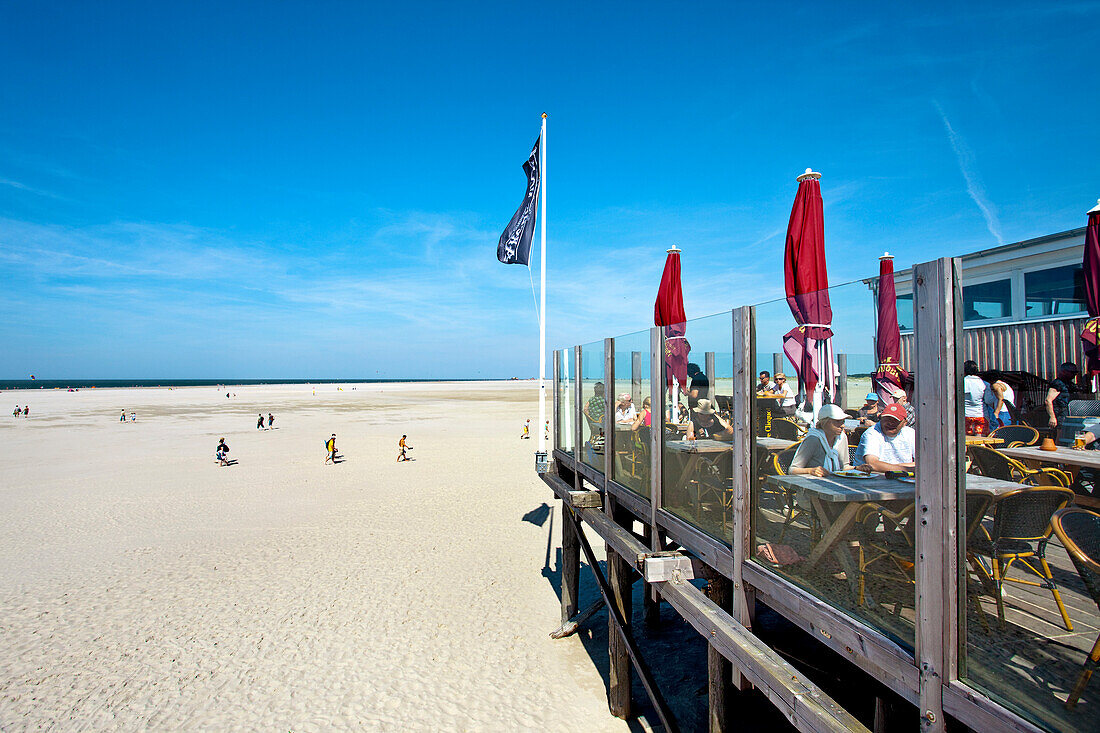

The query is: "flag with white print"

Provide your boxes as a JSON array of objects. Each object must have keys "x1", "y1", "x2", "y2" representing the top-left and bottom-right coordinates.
[{"x1": 497, "y1": 136, "x2": 541, "y2": 265}]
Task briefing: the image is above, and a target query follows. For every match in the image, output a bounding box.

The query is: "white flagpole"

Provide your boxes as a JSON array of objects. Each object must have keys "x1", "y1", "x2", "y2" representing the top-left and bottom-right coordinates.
[{"x1": 537, "y1": 113, "x2": 548, "y2": 454}]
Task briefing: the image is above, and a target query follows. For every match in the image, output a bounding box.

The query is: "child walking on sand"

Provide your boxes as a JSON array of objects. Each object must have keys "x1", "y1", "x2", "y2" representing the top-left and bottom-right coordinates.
[{"x1": 397, "y1": 435, "x2": 412, "y2": 462}]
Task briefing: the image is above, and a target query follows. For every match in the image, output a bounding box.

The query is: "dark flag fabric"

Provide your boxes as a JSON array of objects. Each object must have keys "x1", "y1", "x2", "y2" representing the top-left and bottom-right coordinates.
[
  {"x1": 872, "y1": 254, "x2": 909, "y2": 403},
  {"x1": 497, "y1": 136, "x2": 541, "y2": 265},
  {"x1": 1081, "y1": 204, "x2": 1100, "y2": 389},
  {"x1": 654, "y1": 249, "x2": 690, "y2": 390}
]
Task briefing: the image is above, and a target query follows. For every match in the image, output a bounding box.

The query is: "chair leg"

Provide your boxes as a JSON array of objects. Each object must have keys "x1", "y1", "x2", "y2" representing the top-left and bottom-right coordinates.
[
  {"x1": 1067, "y1": 633, "x2": 1100, "y2": 708},
  {"x1": 971, "y1": 590, "x2": 990, "y2": 633},
  {"x1": 1039, "y1": 557, "x2": 1074, "y2": 632},
  {"x1": 857, "y1": 546, "x2": 866, "y2": 607},
  {"x1": 993, "y1": 558, "x2": 1007, "y2": 630}
]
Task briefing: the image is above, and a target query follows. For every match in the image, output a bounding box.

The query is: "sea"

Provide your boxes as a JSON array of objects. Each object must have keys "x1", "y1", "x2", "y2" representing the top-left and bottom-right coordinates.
[{"x1": 0, "y1": 378, "x2": 491, "y2": 391}]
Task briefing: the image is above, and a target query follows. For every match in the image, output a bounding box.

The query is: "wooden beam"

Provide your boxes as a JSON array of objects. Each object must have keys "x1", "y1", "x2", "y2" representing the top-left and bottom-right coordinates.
[
  {"x1": 650, "y1": 326, "x2": 664, "y2": 545},
  {"x1": 574, "y1": 346, "x2": 583, "y2": 491},
  {"x1": 569, "y1": 490, "x2": 603, "y2": 508},
  {"x1": 837, "y1": 352, "x2": 848, "y2": 410},
  {"x1": 553, "y1": 350, "x2": 561, "y2": 452},
  {"x1": 913, "y1": 257, "x2": 961, "y2": 733},
  {"x1": 632, "y1": 350, "x2": 642, "y2": 410},
  {"x1": 604, "y1": 337, "x2": 614, "y2": 494}
]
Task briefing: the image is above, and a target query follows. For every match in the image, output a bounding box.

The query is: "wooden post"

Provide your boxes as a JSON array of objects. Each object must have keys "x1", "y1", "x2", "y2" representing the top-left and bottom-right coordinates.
[
  {"x1": 607, "y1": 497, "x2": 633, "y2": 718},
  {"x1": 605, "y1": 338, "x2": 614, "y2": 489},
  {"x1": 642, "y1": 524, "x2": 661, "y2": 627},
  {"x1": 837, "y1": 352, "x2": 849, "y2": 410},
  {"x1": 914, "y1": 258, "x2": 962, "y2": 733},
  {"x1": 562, "y1": 347, "x2": 583, "y2": 625},
  {"x1": 649, "y1": 327, "x2": 665, "y2": 615},
  {"x1": 706, "y1": 575, "x2": 734, "y2": 732},
  {"x1": 705, "y1": 351, "x2": 716, "y2": 401},
  {"x1": 731, "y1": 306, "x2": 755, "y2": 690},
  {"x1": 574, "y1": 346, "x2": 583, "y2": 486},
  {"x1": 772, "y1": 352, "x2": 783, "y2": 381},
  {"x1": 632, "y1": 351, "x2": 642, "y2": 407},
  {"x1": 553, "y1": 350, "x2": 561, "y2": 452}
]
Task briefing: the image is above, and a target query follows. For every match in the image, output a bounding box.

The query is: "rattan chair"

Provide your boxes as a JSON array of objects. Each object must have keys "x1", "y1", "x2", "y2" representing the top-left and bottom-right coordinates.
[
  {"x1": 1051, "y1": 508, "x2": 1100, "y2": 707},
  {"x1": 988, "y1": 424, "x2": 1040, "y2": 448},
  {"x1": 968, "y1": 445, "x2": 1071, "y2": 486},
  {"x1": 767, "y1": 443, "x2": 817, "y2": 542},
  {"x1": 970, "y1": 486, "x2": 1076, "y2": 631},
  {"x1": 770, "y1": 417, "x2": 804, "y2": 440}
]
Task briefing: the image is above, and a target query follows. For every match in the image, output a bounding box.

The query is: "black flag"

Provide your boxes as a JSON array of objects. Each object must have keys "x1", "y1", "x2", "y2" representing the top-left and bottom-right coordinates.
[{"x1": 497, "y1": 136, "x2": 541, "y2": 265}]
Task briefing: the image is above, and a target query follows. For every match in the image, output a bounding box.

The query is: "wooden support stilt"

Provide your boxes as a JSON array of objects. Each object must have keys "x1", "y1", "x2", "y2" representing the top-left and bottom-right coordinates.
[
  {"x1": 561, "y1": 500, "x2": 580, "y2": 625},
  {"x1": 642, "y1": 525, "x2": 661, "y2": 628},
  {"x1": 706, "y1": 576, "x2": 734, "y2": 733},
  {"x1": 607, "y1": 502, "x2": 633, "y2": 718}
]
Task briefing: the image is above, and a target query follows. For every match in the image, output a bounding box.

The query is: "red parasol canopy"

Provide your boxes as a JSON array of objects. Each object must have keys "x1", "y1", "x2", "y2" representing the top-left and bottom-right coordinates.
[
  {"x1": 872, "y1": 253, "x2": 909, "y2": 403},
  {"x1": 782, "y1": 170, "x2": 834, "y2": 402},
  {"x1": 1081, "y1": 200, "x2": 1100, "y2": 389},
  {"x1": 655, "y1": 246, "x2": 690, "y2": 390}
]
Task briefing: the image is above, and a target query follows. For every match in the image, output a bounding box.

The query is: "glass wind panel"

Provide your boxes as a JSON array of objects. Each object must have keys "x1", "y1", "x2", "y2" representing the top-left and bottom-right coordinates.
[
  {"x1": 557, "y1": 347, "x2": 574, "y2": 454},
  {"x1": 751, "y1": 279, "x2": 914, "y2": 652},
  {"x1": 896, "y1": 293, "x2": 914, "y2": 332},
  {"x1": 959, "y1": 346, "x2": 1097, "y2": 730},
  {"x1": 962, "y1": 279, "x2": 1011, "y2": 322},
  {"x1": 611, "y1": 330, "x2": 652, "y2": 498},
  {"x1": 1024, "y1": 263, "x2": 1087, "y2": 318},
  {"x1": 660, "y1": 311, "x2": 734, "y2": 542},
  {"x1": 580, "y1": 341, "x2": 606, "y2": 473}
]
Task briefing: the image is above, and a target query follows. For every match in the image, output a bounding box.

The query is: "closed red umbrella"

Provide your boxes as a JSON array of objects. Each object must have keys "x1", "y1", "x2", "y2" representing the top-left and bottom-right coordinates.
[
  {"x1": 781, "y1": 169, "x2": 835, "y2": 412},
  {"x1": 1081, "y1": 199, "x2": 1100, "y2": 391},
  {"x1": 872, "y1": 253, "x2": 909, "y2": 403},
  {"x1": 655, "y1": 245, "x2": 690, "y2": 400}
]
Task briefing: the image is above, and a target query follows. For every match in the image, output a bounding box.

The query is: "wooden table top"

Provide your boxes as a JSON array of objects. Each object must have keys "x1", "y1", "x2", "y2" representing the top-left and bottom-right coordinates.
[
  {"x1": 666, "y1": 438, "x2": 733, "y2": 454},
  {"x1": 965, "y1": 436, "x2": 1004, "y2": 446},
  {"x1": 757, "y1": 437, "x2": 797, "y2": 452},
  {"x1": 766, "y1": 473, "x2": 1024, "y2": 503},
  {"x1": 756, "y1": 393, "x2": 783, "y2": 399},
  {"x1": 1001, "y1": 445, "x2": 1100, "y2": 469}
]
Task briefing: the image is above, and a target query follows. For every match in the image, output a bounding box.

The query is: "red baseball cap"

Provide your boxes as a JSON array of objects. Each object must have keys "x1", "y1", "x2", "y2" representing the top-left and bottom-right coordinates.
[{"x1": 881, "y1": 403, "x2": 906, "y2": 423}]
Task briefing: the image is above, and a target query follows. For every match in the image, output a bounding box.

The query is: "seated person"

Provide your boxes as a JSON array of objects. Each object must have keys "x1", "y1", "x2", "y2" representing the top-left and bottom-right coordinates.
[
  {"x1": 773, "y1": 373, "x2": 797, "y2": 416},
  {"x1": 677, "y1": 403, "x2": 690, "y2": 423},
  {"x1": 687, "y1": 399, "x2": 731, "y2": 440},
  {"x1": 756, "y1": 371, "x2": 776, "y2": 394},
  {"x1": 891, "y1": 388, "x2": 915, "y2": 427},
  {"x1": 857, "y1": 393, "x2": 881, "y2": 426},
  {"x1": 854, "y1": 404, "x2": 916, "y2": 472},
  {"x1": 631, "y1": 396, "x2": 652, "y2": 430},
  {"x1": 790, "y1": 404, "x2": 868, "y2": 477},
  {"x1": 614, "y1": 393, "x2": 637, "y2": 424}
]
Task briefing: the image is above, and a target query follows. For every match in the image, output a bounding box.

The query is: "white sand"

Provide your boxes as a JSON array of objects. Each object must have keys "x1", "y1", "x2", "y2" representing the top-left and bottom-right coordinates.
[{"x1": 0, "y1": 382, "x2": 630, "y2": 731}]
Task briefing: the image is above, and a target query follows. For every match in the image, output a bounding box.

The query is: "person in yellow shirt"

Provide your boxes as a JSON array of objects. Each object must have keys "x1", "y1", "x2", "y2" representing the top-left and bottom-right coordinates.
[
  {"x1": 397, "y1": 434, "x2": 413, "y2": 462},
  {"x1": 324, "y1": 434, "x2": 337, "y2": 464}
]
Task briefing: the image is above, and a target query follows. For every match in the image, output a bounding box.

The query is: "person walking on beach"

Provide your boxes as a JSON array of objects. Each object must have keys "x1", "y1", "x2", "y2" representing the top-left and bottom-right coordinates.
[
  {"x1": 216, "y1": 438, "x2": 230, "y2": 466},
  {"x1": 325, "y1": 434, "x2": 337, "y2": 464},
  {"x1": 257, "y1": 413, "x2": 265, "y2": 430},
  {"x1": 521, "y1": 419, "x2": 530, "y2": 439},
  {"x1": 120, "y1": 409, "x2": 127, "y2": 422},
  {"x1": 13, "y1": 405, "x2": 20, "y2": 418},
  {"x1": 267, "y1": 413, "x2": 274, "y2": 428},
  {"x1": 397, "y1": 435, "x2": 412, "y2": 461}
]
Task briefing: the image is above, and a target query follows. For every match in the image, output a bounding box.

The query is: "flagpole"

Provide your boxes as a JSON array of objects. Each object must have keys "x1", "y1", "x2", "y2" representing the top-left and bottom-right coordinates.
[{"x1": 537, "y1": 113, "x2": 547, "y2": 454}]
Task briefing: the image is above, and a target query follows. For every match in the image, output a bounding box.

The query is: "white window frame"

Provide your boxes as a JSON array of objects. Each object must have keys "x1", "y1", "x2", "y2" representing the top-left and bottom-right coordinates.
[
  {"x1": 957, "y1": 272, "x2": 1015, "y2": 327},
  {"x1": 1020, "y1": 258, "x2": 1088, "y2": 322}
]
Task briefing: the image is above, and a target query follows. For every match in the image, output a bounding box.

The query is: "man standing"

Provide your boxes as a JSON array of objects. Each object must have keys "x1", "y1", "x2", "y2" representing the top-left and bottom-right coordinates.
[
  {"x1": 1046, "y1": 362, "x2": 1080, "y2": 437},
  {"x1": 325, "y1": 434, "x2": 337, "y2": 464},
  {"x1": 397, "y1": 435, "x2": 412, "y2": 462}
]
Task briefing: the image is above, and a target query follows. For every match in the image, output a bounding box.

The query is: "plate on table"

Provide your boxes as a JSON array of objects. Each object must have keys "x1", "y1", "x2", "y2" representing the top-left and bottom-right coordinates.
[
  {"x1": 898, "y1": 477, "x2": 916, "y2": 484},
  {"x1": 832, "y1": 470, "x2": 871, "y2": 479}
]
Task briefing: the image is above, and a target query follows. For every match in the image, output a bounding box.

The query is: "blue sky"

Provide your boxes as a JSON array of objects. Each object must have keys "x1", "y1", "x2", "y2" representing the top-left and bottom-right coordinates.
[{"x1": 0, "y1": 1, "x2": 1096, "y2": 378}]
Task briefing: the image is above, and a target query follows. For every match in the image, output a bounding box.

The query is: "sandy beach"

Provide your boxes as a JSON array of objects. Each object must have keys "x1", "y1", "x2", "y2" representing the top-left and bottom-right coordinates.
[{"x1": 0, "y1": 381, "x2": 651, "y2": 731}]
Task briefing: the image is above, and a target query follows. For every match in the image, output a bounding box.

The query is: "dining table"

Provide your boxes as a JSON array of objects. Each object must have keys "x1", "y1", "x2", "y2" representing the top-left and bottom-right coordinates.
[
  {"x1": 965, "y1": 435, "x2": 1004, "y2": 446},
  {"x1": 764, "y1": 472, "x2": 1026, "y2": 607}
]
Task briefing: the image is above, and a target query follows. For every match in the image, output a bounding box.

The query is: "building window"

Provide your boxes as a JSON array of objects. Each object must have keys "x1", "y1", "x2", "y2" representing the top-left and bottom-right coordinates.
[
  {"x1": 962, "y1": 279, "x2": 1012, "y2": 323},
  {"x1": 896, "y1": 293, "x2": 914, "y2": 331},
  {"x1": 1025, "y1": 264, "x2": 1086, "y2": 318}
]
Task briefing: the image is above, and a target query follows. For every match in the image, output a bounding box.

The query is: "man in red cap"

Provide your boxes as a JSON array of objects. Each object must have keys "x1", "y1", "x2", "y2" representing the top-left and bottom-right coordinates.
[{"x1": 854, "y1": 403, "x2": 915, "y2": 473}]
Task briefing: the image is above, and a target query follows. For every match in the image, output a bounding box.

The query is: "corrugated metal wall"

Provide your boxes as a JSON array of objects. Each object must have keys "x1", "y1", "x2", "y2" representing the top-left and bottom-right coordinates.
[{"x1": 899, "y1": 316, "x2": 1087, "y2": 379}]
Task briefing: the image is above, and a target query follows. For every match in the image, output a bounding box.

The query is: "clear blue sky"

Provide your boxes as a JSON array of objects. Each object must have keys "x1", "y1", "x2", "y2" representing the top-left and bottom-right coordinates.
[{"x1": 0, "y1": 1, "x2": 1096, "y2": 378}]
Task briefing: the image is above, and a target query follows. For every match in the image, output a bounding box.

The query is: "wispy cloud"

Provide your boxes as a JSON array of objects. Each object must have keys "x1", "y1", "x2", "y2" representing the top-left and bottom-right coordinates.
[{"x1": 933, "y1": 100, "x2": 1004, "y2": 245}]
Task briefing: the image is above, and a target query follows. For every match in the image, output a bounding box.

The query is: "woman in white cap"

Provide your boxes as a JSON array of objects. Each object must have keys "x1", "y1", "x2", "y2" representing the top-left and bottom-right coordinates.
[
  {"x1": 687, "y1": 399, "x2": 731, "y2": 440},
  {"x1": 790, "y1": 404, "x2": 869, "y2": 477}
]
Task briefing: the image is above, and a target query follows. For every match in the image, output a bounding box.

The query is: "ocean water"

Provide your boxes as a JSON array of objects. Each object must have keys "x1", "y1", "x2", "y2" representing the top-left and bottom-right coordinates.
[{"x1": 0, "y1": 378, "x2": 475, "y2": 391}]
